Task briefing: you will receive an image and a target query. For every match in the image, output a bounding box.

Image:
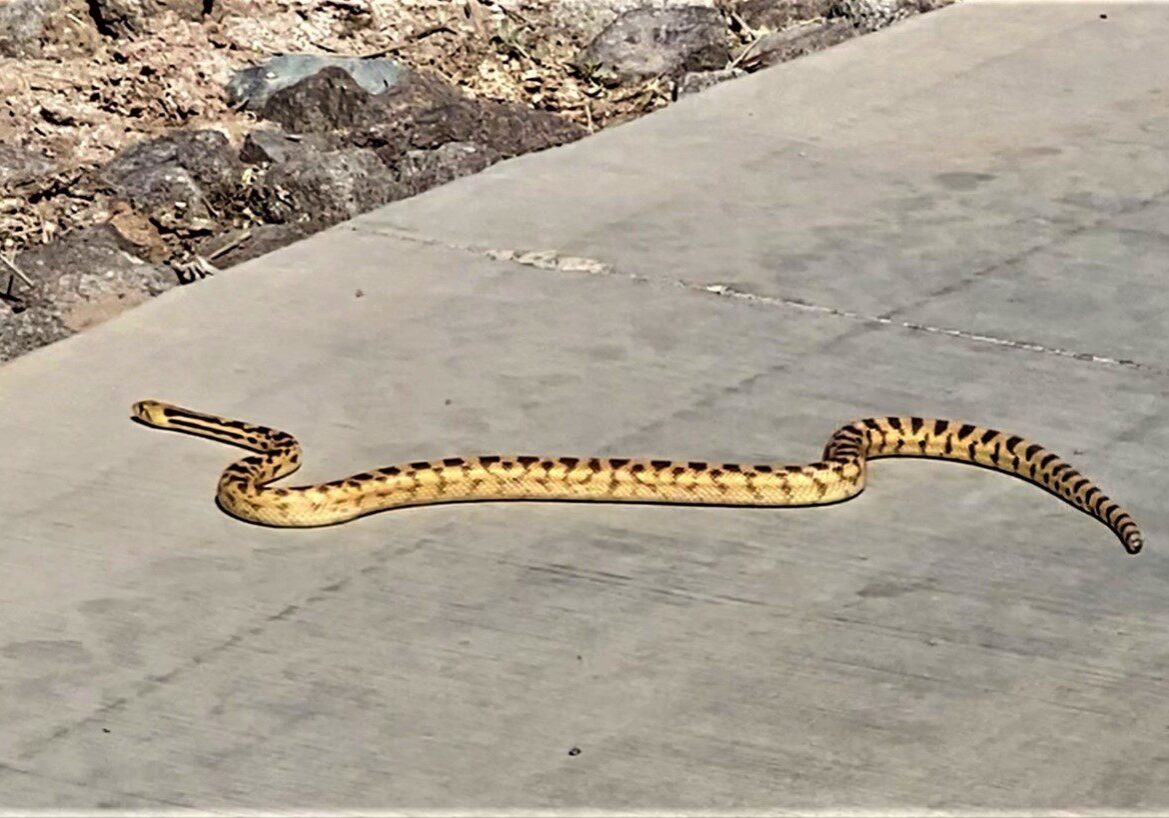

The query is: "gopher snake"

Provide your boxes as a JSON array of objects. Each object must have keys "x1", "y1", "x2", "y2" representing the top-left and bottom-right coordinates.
[{"x1": 132, "y1": 400, "x2": 1143, "y2": 554}]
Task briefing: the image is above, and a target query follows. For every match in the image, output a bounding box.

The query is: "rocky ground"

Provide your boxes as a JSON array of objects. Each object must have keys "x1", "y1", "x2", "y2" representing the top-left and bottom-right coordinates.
[{"x1": 0, "y1": 0, "x2": 951, "y2": 363}]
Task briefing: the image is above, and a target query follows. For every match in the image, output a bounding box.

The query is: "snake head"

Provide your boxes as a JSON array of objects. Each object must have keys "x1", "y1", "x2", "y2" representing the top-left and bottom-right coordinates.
[{"x1": 131, "y1": 400, "x2": 172, "y2": 428}]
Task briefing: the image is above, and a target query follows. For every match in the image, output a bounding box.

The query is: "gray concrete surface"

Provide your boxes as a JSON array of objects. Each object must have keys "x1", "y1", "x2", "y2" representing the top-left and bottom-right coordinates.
[{"x1": 2, "y1": 0, "x2": 1168, "y2": 810}]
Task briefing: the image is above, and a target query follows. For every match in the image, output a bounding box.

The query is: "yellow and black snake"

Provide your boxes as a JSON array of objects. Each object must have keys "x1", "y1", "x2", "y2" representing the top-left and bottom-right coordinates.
[{"x1": 132, "y1": 400, "x2": 1143, "y2": 554}]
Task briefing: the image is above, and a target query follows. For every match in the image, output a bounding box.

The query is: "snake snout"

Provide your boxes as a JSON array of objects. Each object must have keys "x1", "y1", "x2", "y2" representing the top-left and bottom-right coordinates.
[{"x1": 131, "y1": 400, "x2": 169, "y2": 426}]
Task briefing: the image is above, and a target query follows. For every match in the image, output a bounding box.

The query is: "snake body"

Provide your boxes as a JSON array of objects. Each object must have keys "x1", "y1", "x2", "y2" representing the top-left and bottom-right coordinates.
[{"x1": 132, "y1": 400, "x2": 1143, "y2": 554}]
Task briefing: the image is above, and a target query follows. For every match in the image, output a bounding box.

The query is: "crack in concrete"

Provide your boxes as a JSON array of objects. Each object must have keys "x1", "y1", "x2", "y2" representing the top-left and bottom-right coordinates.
[
  {"x1": 353, "y1": 225, "x2": 1164, "y2": 378},
  {"x1": 691, "y1": 282, "x2": 1166, "y2": 376},
  {"x1": 483, "y1": 247, "x2": 614, "y2": 274}
]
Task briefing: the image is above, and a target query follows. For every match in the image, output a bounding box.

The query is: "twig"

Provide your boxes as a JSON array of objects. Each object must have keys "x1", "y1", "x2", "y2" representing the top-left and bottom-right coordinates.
[
  {"x1": 724, "y1": 34, "x2": 762, "y2": 69},
  {"x1": 731, "y1": 18, "x2": 827, "y2": 70},
  {"x1": 0, "y1": 253, "x2": 33, "y2": 288},
  {"x1": 0, "y1": 274, "x2": 24, "y2": 310},
  {"x1": 205, "y1": 229, "x2": 253, "y2": 261},
  {"x1": 318, "y1": 0, "x2": 369, "y2": 11},
  {"x1": 727, "y1": 9, "x2": 754, "y2": 37},
  {"x1": 309, "y1": 38, "x2": 341, "y2": 54},
  {"x1": 173, "y1": 257, "x2": 218, "y2": 284}
]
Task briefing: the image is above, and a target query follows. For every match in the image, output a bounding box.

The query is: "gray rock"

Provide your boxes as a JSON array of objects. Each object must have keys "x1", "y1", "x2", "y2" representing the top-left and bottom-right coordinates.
[
  {"x1": 88, "y1": 0, "x2": 144, "y2": 36},
  {"x1": 739, "y1": 18, "x2": 855, "y2": 69},
  {"x1": 16, "y1": 223, "x2": 171, "y2": 299},
  {"x1": 227, "y1": 54, "x2": 409, "y2": 112},
  {"x1": 730, "y1": 0, "x2": 835, "y2": 32},
  {"x1": 103, "y1": 129, "x2": 241, "y2": 200},
  {"x1": 87, "y1": 0, "x2": 203, "y2": 37},
  {"x1": 358, "y1": 73, "x2": 585, "y2": 162},
  {"x1": 101, "y1": 129, "x2": 243, "y2": 232},
  {"x1": 260, "y1": 67, "x2": 374, "y2": 134},
  {"x1": 394, "y1": 142, "x2": 500, "y2": 196},
  {"x1": 253, "y1": 64, "x2": 584, "y2": 165},
  {"x1": 116, "y1": 164, "x2": 216, "y2": 231},
  {"x1": 0, "y1": 305, "x2": 73, "y2": 363},
  {"x1": 244, "y1": 62, "x2": 580, "y2": 218},
  {"x1": 194, "y1": 222, "x2": 318, "y2": 269},
  {"x1": 828, "y1": 0, "x2": 915, "y2": 31},
  {"x1": 257, "y1": 147, "x2": 405, "y2": 226},
  {"x1": 578, "y1": 5, "x2": 730, "y2": 83},
  {"x1": 1, "y1": 224, "x2": 175, "y2": 362},
  {"x1": 359, "y1": 68, "x2": 466, "y2": 124},
  {"x1": 0, "y1": 0, "x2": 60, "y2": 57},
  {"x1": 239, "y1": 128, "x2": 339, "y2": 165},
  {"x1": 675, "y1": 67, "x2": 745, "y2": 97},
  {"x1": 0, "y1": 143, "x2": 55, "y2": 192}
]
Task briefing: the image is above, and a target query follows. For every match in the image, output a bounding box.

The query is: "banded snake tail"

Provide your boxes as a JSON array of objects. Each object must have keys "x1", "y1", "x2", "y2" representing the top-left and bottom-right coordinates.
[{"x1": 131, "y1": 400, "x2": 1143, "y2": 554}]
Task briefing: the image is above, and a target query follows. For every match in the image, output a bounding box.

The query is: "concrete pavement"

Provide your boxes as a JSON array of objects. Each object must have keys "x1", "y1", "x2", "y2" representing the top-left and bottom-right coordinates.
[{"x1": 2, "y1": 0, "x2": 1168, "y2": 809}]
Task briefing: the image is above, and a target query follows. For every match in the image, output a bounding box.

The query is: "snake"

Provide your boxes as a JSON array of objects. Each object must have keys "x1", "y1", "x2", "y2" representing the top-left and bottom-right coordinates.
[{"x1": 131, "y1": 400, "x2": 1144, "y2": 555}]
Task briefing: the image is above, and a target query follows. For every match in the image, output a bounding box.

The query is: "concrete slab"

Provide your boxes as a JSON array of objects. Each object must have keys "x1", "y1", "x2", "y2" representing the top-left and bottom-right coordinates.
[
  {"x1": 2, "y1": 0, "x2": 1168, "y2": 810},
  {"x1": 903, "y1": 221, "x2": 1169, "y2": 365},
  {"x1": 3, "y1": 230, "x2": 1166, "y2": 809}
]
